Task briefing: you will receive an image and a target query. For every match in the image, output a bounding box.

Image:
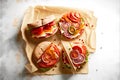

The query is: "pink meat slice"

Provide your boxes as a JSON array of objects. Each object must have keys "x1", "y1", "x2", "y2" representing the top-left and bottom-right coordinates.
[
  {"x1": 59, "y1": 21, "x2": 81, "y2": 39},
  {"x1": 59, "y1": 22, "x2": 73, "y2": 39}
]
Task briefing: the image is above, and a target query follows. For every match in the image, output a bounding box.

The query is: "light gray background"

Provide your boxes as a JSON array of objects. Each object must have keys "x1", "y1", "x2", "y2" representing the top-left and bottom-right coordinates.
[{"x1": 0, "y1": 0, "x2": 120, "y2": 80}]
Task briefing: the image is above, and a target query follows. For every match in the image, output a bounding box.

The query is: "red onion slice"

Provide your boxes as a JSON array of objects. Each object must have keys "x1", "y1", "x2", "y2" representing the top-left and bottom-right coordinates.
[
  {"x1": 41, "y1": 53, "x2": 51, "y2": 64},
  {"x1": 72, "y1": 54, "x2": 85, "y2": 65},
  {"x1": 70, "y1": 50, "x2": 80, "y2": 59},
  {"x1": 70, "y1": 49, "x2": 85, "y2": 65}
]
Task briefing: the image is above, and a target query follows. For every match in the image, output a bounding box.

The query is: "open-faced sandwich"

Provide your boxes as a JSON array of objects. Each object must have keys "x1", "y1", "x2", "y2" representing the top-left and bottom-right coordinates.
[
  {"x1": 61, "y1": 41, "x2": 88, "y2": 71},
  {"x1": 58, "y1": 12, "x2": 85, "y2": 39},
  {"x1": 32, "y1": 41, "x2": 60, "y2": 72},
  {"x1": 27, "y1": 15, "x2": 58, "y2": 38}
]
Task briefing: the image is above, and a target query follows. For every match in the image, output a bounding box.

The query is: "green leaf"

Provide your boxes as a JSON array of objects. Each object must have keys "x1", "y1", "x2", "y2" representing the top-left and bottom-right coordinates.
[{"x1": 39, "y1": 68, "x2": 51, "y2": 72}]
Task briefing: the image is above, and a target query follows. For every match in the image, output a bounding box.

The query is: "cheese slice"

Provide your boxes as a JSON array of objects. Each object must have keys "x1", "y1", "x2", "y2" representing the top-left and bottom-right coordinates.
[
  {"x1": 45, "y1": 25, "x2": 58, "y2": 34},
  {"x1": 61, "y1": 40, "x2": 77, "y2": 71}
]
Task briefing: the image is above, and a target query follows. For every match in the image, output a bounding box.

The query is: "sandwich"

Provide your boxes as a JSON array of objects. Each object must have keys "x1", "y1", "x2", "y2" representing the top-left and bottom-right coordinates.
[
  {"x1": 61, "y1": 40, "x2": 88, "y2": 71},
  {"x1": 27, "y1": 15, "x2": 58, "y2": 38},
  {"x1": 32, "y1": 41, "x2": 60, "y2": 72}
]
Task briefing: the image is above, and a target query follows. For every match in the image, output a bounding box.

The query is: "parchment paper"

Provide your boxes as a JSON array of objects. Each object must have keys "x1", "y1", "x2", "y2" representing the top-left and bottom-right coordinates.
[{"x1": 21, "y1": 6, "x2": 97, "y2": 74}]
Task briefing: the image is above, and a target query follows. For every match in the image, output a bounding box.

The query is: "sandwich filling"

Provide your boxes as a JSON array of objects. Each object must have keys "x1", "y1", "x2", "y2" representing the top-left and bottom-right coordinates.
[
  {"x1": 37, "y1": 43, "x2": 60, "y2": 68},
  {"x1": 58, "y1": 12, "x2": 85, "y2": 39},
  {"x1": 27, "y1": 15, "x2": 58, "y2": 38}
]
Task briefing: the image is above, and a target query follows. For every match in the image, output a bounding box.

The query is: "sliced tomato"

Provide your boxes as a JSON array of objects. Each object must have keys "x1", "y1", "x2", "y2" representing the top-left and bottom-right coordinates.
[
  {"x1": 70, "y1": 12, "x2": 79, "y2": 20},
  {"x1": 38, "y1": 58, "x2": 57, "y2": 68},
  {"x1": 46, "y1": 60, "x2": 57, "y2": 66},
  {"x1": 74, "y1": 12, "x2": 81, "y2": 18},
  {"x1": 38, "y1": 61, "x2": 48, "y2": 68},
  {"x1": 62, "y1": 14, "x2": 72, "y2": 23},
  {"x1": 81, "y1": 45, "x2": 87, "y2": 56},
  {"x1": 67, "y1": 12, "x2": 80, "y2": 23},
  {"x1": 72, "y1": 46, "x2": 82, "y2": 53},
  {"x1": 31, "y1": 27, "x2": 43, "y2": 35},
  {"x1": 38, "y1": 60, "x2": 57, "y2": 68},
  {"x1": 43, "y1": 25, "x2": 52, "y2": 31},
  {"x1": 43, "y1": 21, "x2": 55, "y2": 31}
]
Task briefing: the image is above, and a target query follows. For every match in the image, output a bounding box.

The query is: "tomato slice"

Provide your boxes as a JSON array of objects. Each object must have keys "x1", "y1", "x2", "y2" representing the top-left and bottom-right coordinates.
[
  {"x1": 46, "y1": 60, "x2": 57, "y2": 66},
  {"x1": 72, "y1": 46, "x2": 82, "y2": 54},
  {"x1": 43, "y1": 21, "x2": 55, "y2": 31},
  {"x1": 74, "y1": 12, "x2": 80, "y2": 18},
  {"x1": 38, "y1": 60, "x2": 57, "y2": 68},
  {"x1": 67, "y1": 12, "x2": 80, "y2": 23},
  {"x1": 70, "y1": 12, "x2": 78, "y2": 20},
  {"x1": 81, "y1": 45, "x2": 87, "y2": 56},
  {"x1": 62, "y1": 14, "x2": 72, "y2": 23},
  {"x1": 38, "y1": 56, "x2": 58, "y2": 68},
  {"x1": 31, "y1": 27, "x2": 43, "y2": 35},
  {"x1": 38, "y1": 61, "x2": 48, "y2": 68}
]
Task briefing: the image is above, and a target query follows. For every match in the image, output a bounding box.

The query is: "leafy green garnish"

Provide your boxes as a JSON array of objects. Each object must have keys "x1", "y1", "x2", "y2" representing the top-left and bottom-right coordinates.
[{"x1": 39, "y1": 68, "x2": 51, "y2": 72}]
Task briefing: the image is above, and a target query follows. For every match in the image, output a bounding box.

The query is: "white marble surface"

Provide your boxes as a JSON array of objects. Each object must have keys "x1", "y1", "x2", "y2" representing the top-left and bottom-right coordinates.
[{"x1": 0, "y1": 0, "x2": 120, "y2": 80}]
